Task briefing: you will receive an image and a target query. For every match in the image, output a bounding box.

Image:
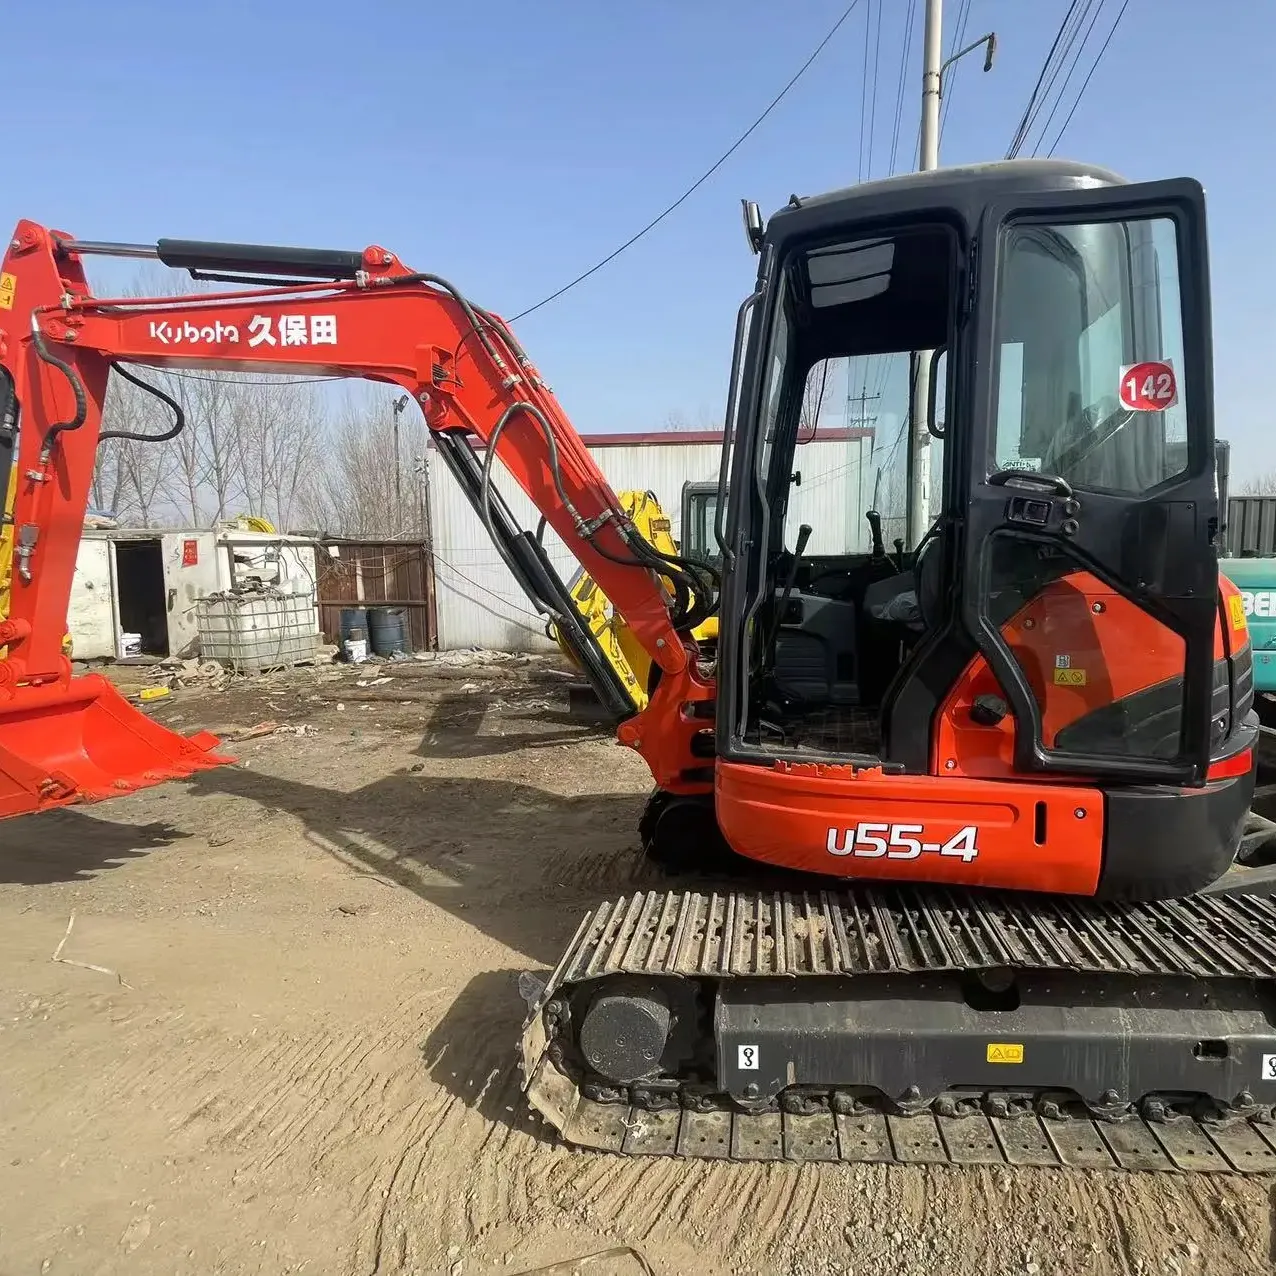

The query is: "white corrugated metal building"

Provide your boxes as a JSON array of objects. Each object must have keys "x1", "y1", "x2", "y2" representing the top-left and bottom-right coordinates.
[{"x1": 428, "y1": 427, "x2": 875, "y2": 651}]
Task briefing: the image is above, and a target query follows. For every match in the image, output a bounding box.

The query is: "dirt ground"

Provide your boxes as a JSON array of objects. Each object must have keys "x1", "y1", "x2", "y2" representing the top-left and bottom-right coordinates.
[{"x1": 1, "y1": 652, "x2": 1273, "y2": 1276}]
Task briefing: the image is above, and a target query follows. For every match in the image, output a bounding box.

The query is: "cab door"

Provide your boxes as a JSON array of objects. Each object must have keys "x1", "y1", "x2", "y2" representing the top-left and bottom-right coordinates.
[{"x1": 963, "y1": 179, "x2": 1219, "y2": 784}]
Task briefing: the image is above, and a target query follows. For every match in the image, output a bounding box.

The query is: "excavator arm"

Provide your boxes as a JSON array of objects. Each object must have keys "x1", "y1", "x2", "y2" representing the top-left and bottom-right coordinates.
[{"x1": 0, "y1": 220, "x2": 715, "y2": 817}]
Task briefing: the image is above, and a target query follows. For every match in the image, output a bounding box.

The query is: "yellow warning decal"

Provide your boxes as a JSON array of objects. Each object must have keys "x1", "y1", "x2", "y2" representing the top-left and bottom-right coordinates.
[
  {"x1": 0, "y1": 273, "x2": 15, "y2": 310},
  {"x1": 987, "y1": 1043, "x2": 1024, "y2": 1064},
  {"x1": 1053, "y1": 668, "x2": 1087, "y2": 687},
  {"x1": 1228, "y1": 593, "x2": 1246, "y2": 632}
]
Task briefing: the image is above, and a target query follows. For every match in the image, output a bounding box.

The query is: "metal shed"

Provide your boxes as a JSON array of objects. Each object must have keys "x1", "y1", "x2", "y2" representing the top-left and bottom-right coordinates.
[
  {"x1": 68, "y1": 528, "x2": 320, "y2": 662},
  {"x1": 316, "y1": 539, "x2": 437, "y2": 652},
  {"x1": 427, "y1": 427, "x2": 874, "y2": 652}
]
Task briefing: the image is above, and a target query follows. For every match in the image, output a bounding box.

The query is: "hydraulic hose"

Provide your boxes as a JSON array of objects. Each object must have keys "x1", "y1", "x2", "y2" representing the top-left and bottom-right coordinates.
[
  {"x1": 30, "y1": 313, "x2": 88, "y2": 451},
  {"x1": 99, "y1": 364, "x2": 186, "y2": 443},
  {"x1": 401, "y1": 271, "x2": 720, "y2": 638}
]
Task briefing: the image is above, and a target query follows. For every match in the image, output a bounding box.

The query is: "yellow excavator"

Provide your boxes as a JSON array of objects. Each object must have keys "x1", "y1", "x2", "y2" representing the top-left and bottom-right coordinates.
[{"x1": 550, "y1": 483, "x2": 719, "y2": 713}]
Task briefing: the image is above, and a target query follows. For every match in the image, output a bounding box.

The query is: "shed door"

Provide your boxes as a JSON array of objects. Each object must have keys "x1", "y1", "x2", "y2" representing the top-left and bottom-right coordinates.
[
  {"x1": 68, "y1": 540, "x2": 115, "y2": 660},
  {"x1": 162, "y1": 534, "x2": 220, "y2": 658}
]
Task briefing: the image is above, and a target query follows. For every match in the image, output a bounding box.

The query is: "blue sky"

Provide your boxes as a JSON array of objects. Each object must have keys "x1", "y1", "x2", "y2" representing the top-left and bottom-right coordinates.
[{"x1": 5, "y1": 1, "x2": 1273, "y2": 474}]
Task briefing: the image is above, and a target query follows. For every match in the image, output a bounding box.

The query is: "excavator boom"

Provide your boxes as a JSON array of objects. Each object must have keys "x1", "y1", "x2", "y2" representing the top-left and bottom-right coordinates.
[{"x1": 0, "y1": 220, "x2": 713, "y2": 816}]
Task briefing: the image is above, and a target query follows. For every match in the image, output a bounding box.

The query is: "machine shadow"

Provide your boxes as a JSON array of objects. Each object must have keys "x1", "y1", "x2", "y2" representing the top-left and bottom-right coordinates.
[
  {"x1": 184, "y1": 762, "x2": 657, "y2": 966},
  {"x1": 0, "y1": 807, "x2": 188, "y2": 886},
  {"x1": 420, "y1": 967, "x2": 555, "y2": 1148},
  {"x1": 415, "y1": 690, "x2": 609, "y2": 760}
]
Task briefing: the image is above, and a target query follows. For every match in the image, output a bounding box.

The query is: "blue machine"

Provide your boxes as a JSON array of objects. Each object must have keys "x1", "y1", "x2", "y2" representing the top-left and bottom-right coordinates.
[{"x1": 1221, "y1": 557, "x2": 1276, "y2": 694}]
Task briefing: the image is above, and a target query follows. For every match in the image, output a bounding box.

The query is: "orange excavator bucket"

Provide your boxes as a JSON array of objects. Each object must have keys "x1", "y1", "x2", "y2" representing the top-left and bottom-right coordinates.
[
  {"x1": 0, "y1": 673, "x2": 230, "y2": 819},
  {"x1": 2, "y1": 455, "x2": 229, "y2": 818}
]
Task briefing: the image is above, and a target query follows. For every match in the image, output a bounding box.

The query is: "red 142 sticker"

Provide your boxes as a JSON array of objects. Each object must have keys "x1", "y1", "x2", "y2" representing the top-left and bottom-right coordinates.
[{"x1": 1119, "y1": 360, "x2": 1178, "y2": 412}]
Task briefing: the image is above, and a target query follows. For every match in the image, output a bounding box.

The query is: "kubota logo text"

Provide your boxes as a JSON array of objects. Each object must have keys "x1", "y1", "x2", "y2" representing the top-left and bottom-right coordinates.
[{"x1": 147, "y1": 314, "x2": 338, "y2": 348}]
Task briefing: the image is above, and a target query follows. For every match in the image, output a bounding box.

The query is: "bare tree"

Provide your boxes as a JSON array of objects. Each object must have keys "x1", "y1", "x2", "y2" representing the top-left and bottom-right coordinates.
[
  {"x1": 90, "y1": 439, "x2": 126, "y2": 521},
  {"x1": 108, "y1": 438, "x2": 172, "y2": 526},
  {"x1": 299, "y1": 393, "x2": 417, "y2": 538},
  {"x1": 799, "y1": 361, "x2": 835, "y2": 440},
  {"x1": 663, "y1": 407, "x2": 721, "y2": 433},
  {"x1": 230, "y1": 378, "x2": 324, "y2": 529},
  {"x1": 1234, "y1": 471, "x2": 1276, "y2": 496},
  {"x1": 140, "y1": 369, "x2": 245, "y2": 524},
  {"x1": 92, "y1": 372, "x2": 175, "y2": 525}
]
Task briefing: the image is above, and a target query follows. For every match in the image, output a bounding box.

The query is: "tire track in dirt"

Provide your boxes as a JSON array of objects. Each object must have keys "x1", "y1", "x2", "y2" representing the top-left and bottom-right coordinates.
[
  {"x1": 10, "y1": 699, "x2": 1276, "y2": 1276},
  {"x1": 15, "y1": 972, "x2": 1269, "y2": 1276}
]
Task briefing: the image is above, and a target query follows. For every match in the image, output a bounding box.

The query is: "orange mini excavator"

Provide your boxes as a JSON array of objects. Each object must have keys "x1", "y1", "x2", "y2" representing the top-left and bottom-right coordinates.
[{"x1": 5, "y1": 159, "x2": 1276, "y2": 1174}]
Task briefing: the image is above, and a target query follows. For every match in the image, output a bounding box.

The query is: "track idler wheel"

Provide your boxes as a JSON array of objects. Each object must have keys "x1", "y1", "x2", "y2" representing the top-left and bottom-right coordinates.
[{"x1": 577, "y1": 978, "x2": 672, "y2": 1084}]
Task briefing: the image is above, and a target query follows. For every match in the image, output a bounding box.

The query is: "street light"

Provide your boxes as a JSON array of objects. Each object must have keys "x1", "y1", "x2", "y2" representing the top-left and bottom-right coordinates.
[
  {"x1": 392, "y1": 393, "x2": 409, "y2": 535},
  {"x1": 939, "y1": 31, "x2": 997, "y2": 89}
]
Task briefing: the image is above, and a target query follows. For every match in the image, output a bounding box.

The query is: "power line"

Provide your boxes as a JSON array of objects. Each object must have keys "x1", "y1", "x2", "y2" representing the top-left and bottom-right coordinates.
[
  {"x1": 1046, "y1": 0, "x2": 1131, "y2": 156},
  {"x1": 1021, "y1": 0, "x2": 1097, "y2": 156},
  {"x1": 430, "y1": 548, "x2": 549, "y2": 636},
  {"x1": 938, "y1": 0, "x2": 972, "y2": 140},
  {"x1": 1029, "y1": 0, "x2": 1100, "y2": 144},
  {"x1": 866, "y1": 0, "x2": 916, "y2": 417},
  {"x1": 865, "y1": 0, "x2": 884, "y2": 180},
  {"x1": 511, "y1": 0, "x2": 864, "y2": 323},
  {"x1": 1031, "y1": 0, "x2": 1109, "y2": 157},
  {"x1": 886, "y1": 0, "x2": 918, "y2": 175},
  {"x1": 858, "y1": 1, "x2": 873, "y2": 182},
  {"x1": 1005, "y1": 0, "x2": 1083, "y2": 159}
]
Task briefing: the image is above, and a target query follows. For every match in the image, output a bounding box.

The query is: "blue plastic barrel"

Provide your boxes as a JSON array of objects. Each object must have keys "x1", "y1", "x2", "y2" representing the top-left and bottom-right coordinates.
[
  {"x1": 339, "y1": 607, "x2": 368, "y2": 661},
  {"x1": 368, "y1": 606, "x2": 409, "y2": 657}
]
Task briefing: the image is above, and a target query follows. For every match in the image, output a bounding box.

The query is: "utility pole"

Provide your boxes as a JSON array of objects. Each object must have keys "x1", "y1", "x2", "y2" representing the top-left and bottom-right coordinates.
[
  {"x1": 906, "y1": 0, "x2": 944, "y2": 550},
  {"x1": 391, "y1": 393, "x2": 409, "y2": 536},
  {"x1": 907, "y1": 1, "x2": 996, "y2": 545},
  {"x1": 845, "y1": 379, "x2": 881, "y2": 432}
]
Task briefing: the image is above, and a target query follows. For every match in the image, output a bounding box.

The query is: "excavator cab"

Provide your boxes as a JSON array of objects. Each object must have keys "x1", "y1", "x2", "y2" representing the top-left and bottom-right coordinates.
[
  {"x1": 680, "y1": 480, "x2": 720, "y2": 572},
  {"x1": 694, "y1": 160, "x2": 1255, "y2": 897},
  {"x1": 519, "y1": 164, "x2": 1276, "y2": 1171}
]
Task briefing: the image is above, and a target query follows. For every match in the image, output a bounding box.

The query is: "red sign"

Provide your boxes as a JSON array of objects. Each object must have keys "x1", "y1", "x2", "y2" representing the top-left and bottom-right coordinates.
[
  {"x1": 1119, "y1": 360, "x2": 1178, "y2": 412},
  {"x1": 182, "y1": 538, "x2": 199, "y2": 567}
]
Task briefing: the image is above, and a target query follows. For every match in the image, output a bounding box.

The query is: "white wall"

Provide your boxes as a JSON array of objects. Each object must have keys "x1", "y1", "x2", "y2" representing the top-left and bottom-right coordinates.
[
  {"x1": 428, "y1": 433, "x2": 871, "y2": 651},
  {"x1": 163, "y1": 532, "x2": 220, "y2": 657}
]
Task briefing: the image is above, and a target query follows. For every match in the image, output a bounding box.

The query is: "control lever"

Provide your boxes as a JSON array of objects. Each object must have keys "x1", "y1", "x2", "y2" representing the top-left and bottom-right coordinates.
[
  {"x1": 893, "y1": 537, "x2": 905, "y2": 571},
  {"x1": 866, "y1": 509, "x2": 888, "y2": 564},
  {"x1": 767, "y1": 523, "x2": 813, "y2": 658}
]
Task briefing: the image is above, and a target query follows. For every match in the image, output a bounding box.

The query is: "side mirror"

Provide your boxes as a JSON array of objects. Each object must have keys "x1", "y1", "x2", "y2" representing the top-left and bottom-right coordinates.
[
  {"x1": 791, "y1": 471, "x2": 802, "y2": 488},
  {"x1": 741, "y1": 199, "x2": 765, "y2": 255},
  {"x1": 926, "y1": 347, "x2": 947, "y2": 439}
]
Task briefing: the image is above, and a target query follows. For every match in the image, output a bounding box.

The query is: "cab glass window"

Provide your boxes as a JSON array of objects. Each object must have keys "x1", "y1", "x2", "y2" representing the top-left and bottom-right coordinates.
[{"x1": 992, "y1": 216, "x2": 1188, "y2": 494}]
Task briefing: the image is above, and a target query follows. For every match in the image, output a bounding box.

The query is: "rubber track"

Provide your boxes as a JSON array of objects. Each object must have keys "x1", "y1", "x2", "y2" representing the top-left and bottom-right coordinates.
[
  {"x1": 552, "y1": 887, "x2": 1276, "y2": 982},
  {"x1": 519, "y1": 888, "x2": 1276, "y2": 1173}
]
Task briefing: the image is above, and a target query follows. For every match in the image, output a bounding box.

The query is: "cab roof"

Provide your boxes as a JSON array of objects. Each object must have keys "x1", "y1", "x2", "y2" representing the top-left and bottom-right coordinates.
[{"x1": 764, "y1": 158, "x2": 1129, "y2": 244}]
